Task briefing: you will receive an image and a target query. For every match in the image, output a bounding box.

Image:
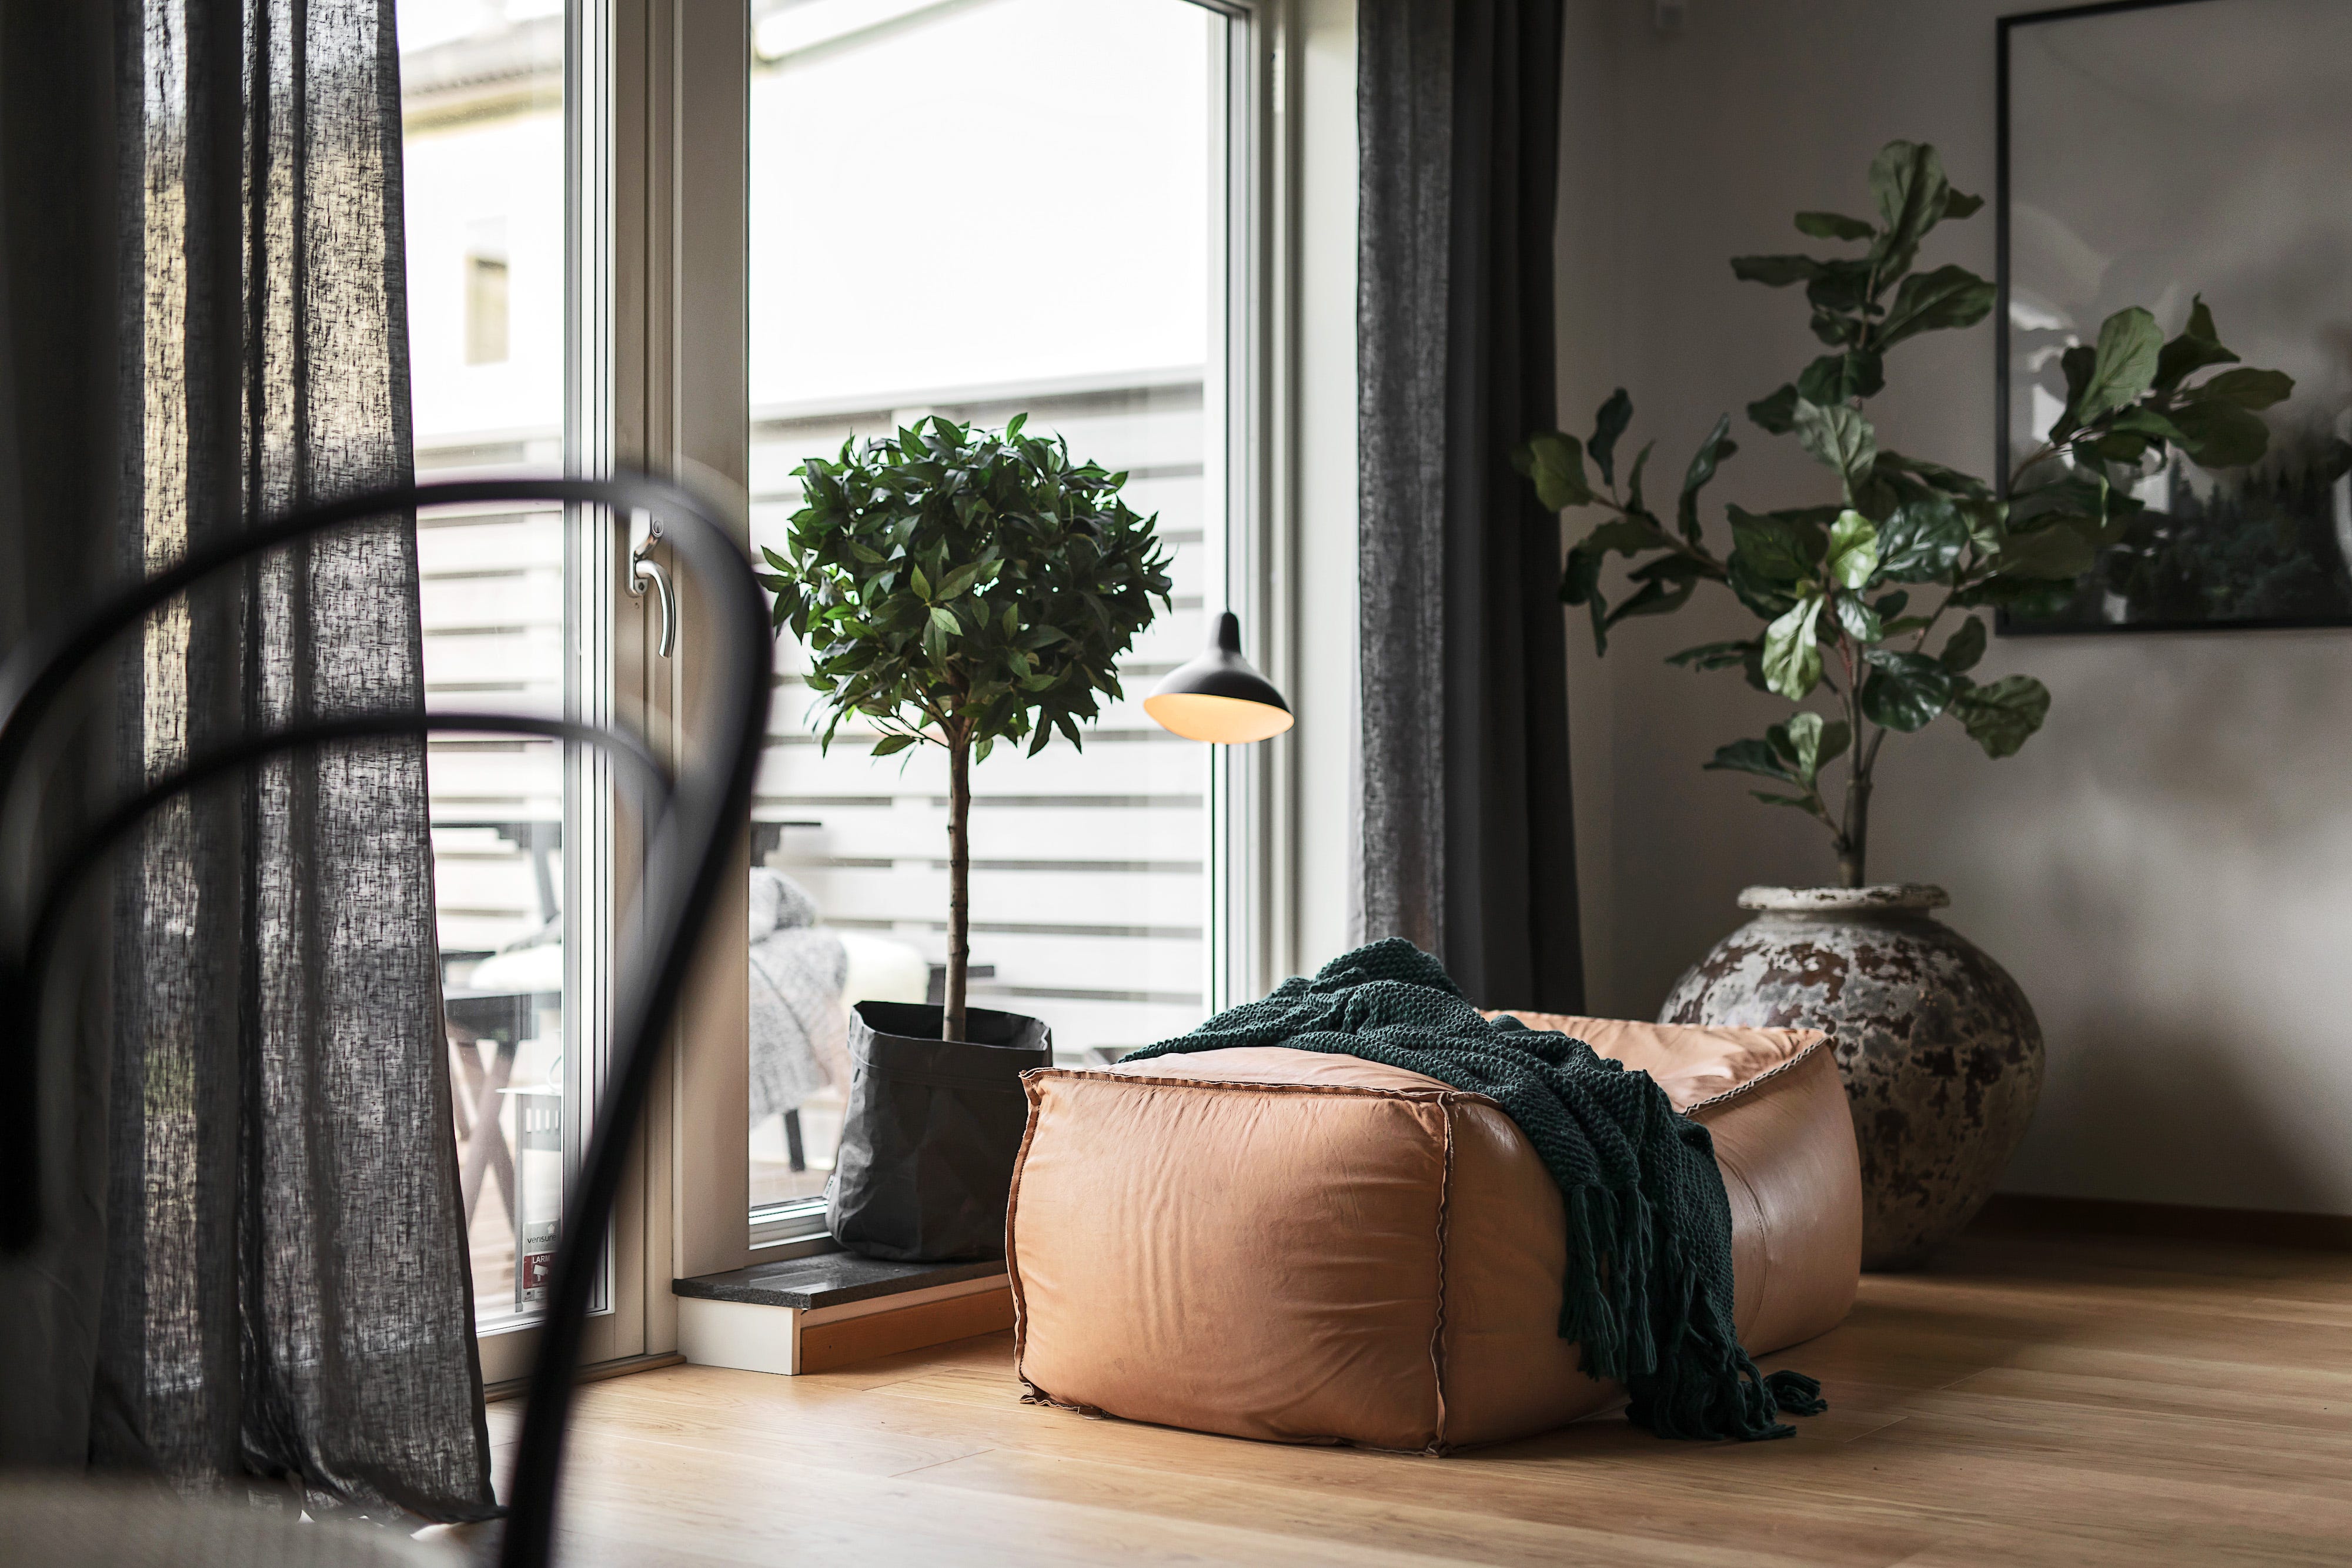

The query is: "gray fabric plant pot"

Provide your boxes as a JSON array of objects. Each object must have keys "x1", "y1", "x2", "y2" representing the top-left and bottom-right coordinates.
[{"x1": 825, "y1": 1000, "x2": 1053, "y2": 1262}]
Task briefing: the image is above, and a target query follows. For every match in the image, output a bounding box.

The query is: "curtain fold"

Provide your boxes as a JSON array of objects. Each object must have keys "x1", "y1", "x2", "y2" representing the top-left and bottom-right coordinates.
[
  {"x1": 0, "y1": 0, "x2": 126, "y2": 1470},
  {"x1": 0, "y1": 0, "x2": 494, "y2": 1522},
  {"x1": 1357, "y1": 0, "x2": 1582, "y2": 1013}
]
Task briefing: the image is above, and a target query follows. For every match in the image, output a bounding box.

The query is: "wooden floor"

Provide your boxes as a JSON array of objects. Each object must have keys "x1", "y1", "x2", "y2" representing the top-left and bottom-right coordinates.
[{"x1": 487, "y1": 1225, "x2": 2352, "y2": 1565}]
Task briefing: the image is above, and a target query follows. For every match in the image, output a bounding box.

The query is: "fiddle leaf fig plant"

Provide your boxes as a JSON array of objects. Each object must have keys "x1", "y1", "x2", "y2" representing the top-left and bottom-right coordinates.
[
  {"x1": 759, "y1": 414, "x2": 1172, "y2": 1040},
  {"x1": 1519, "y1": 140, "x2": 2290, "y2": 887}
]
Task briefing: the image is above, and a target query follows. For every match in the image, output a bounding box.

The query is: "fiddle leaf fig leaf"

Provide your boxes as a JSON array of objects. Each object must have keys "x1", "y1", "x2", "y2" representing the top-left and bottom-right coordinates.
[
  {"x1": 1939, "y1": 616, "x2": 1987, "y2": 673},
  {"x1": 1765, "y1": 711, "x2": 1852, "y2": 790},
  {"x1": 1705, "y1": 738, "x2": 1795, "y2": 783},
  {"x1": 2109, "y1": 406, "x2": 2190, "y2": 446},
  {"x1": 1514, "y1": 430, "x2": 1594, "y2": 509},
  {"x1": 1730, "y1": 253, "x2": 1823, "y2": 287},
  {"x1": 1860, "y1": 648, "x2": 1953, "y2": 732},
  {"x1": 1804, "y1": 259, "x2": 1876, "y2": 316},
  {"x1": 1751, "y1": 791, "x2": 1825, "y2": 814},
  {"x1": 1793, "y1": 399, "x2": 1878, "y2": 495},
  {"x1": 1873, "y1": 449, "x2": 1995, "y2": 500},
  {"x1": 1873, "y1": 493, "x2": 1970, "y2": 583},
  {"x1": 1762, "y1": 594, "x2": 1826, "y2": 699},
  {"x1": 1833, "y1": 591, "x2": 1883, "y2": 644},
  {"x1": 1796, "y1": 351, "x2": 1886, "y2": 406},
  {"x1": 1795, "y1": 210, "x2": 1877, "y2": 242},
  {"x1": 1876, "y1": 263, "x2": 1996, "y2": 347},
  {"x1": 2196, "y1": 366, "x2": 2294, "y2": 412},
  {"x1": 2053, "y1": 343, "x2": 2097, "y2": 439},
  {"x1": 1728, "y1": 506, "x2": 1822, "y2": 584},
  {"x1": 1810, "y1": 307, "x2": 1860, "y2": 347},
  {"x1": 1587, "y1": 516, "x2": 1658, "y2": 556},
  {"x1": 1666, "y1": 639, "x2": 1758, "y2": 673},
  {"x1": 1728, "y1": 549, "x2": 1803, "y2": 620},
  {"x1": 1606, "y1": 554, "x2": 1704, "y2": 626},
  {"x1": 2168, "y1": 399, "x2": 2273, "y2": 469},
  {"x1": 1867, "y1": 140, "x2": 1952, "y2": 279},
  {"x1": 1817, "y1": 717, "x2": 1852, "y2": 767},
  {"x1": 2153, "y1": 293, "x2": 2239, "y2": 391},
  {"x1": 1589, "y1": 389, "x2": 1633, "y2": 486},
  {"x1": 1676, "y1": 414, "x2": 1737, "y2": 544},
  {"x1": 1559, "y1": 541, "x2": 1611, "y2": 654},
  {"x1": 2076, "y1": 306, "x2": 2164, "y2": 424},
  {"x1": 1825, "y1": 509, "x2": 1880, "y2": 591},
  {"x1": 1950, "y1": 674, "x2": 2050, "y2": 758},
  {"x1": 1747, "y1": 384, "x2": 1800, "y2": 434},
  {"x1": 1624, "y1": 440, "x2": 1656, "y2": 517}
]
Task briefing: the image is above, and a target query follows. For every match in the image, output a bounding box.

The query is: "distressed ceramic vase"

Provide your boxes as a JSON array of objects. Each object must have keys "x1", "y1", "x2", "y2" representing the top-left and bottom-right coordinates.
[{"x1": 1659, "y1": 884, "x2": 2042, "y2": 1270}]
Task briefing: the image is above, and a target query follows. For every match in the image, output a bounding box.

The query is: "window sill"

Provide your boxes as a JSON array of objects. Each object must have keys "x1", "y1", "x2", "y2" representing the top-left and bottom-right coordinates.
[
  {"x1": 677, "y1": 1251, "x2": 1005, "y2": 1312},
  {"x1": 672, "y1": 1253, "x2": 1013, "y2": 1376}
]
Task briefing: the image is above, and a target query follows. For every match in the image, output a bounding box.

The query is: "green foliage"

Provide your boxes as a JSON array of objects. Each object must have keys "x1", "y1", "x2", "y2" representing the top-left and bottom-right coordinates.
[
  {"x1": 1514, "y1": 140, "x2": 2290, "y2": 883},
  {"x1": 759, "y1": 414, "x2": 1172, "y2": 763}
]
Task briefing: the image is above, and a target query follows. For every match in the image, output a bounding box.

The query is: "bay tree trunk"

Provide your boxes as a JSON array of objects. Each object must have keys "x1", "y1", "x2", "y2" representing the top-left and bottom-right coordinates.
[{"x1": 944, "y1": 733, "x2": 971, "y2": 1041}]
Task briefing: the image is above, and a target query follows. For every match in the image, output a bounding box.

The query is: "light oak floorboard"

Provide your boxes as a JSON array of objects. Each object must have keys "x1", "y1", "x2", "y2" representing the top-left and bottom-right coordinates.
[{"x1": 488, "y1": 1228, "x2": 2352, "y2": 1565}]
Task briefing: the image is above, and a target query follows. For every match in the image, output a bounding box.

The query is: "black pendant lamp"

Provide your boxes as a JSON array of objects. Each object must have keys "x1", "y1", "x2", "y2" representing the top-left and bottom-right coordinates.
[{"x1": 1144, "y1": 610, "x2": 1293, "y2": 744}]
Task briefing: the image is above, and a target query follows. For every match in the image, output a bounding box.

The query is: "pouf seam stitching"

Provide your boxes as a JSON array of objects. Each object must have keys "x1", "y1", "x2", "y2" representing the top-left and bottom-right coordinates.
[
  {"x1": 1023, "y1": 1066, "x2": 1461, "y2": 1104},
  {"x1": 1425, "y1": 1095, "x2": 1456, "y2": 1456},
  {"x1": 1682, "y1": 1034, "x2": 1832, "y2": 1116},
  {"x1": 1004, "y1": 1075, "x2": 1051, "y2": 1389}
]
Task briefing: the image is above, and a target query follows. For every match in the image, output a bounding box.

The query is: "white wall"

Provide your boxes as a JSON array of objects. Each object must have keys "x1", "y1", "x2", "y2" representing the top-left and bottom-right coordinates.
[{"x1": 1558, "y1": 0, "x2": 2352, "y2": 1216}]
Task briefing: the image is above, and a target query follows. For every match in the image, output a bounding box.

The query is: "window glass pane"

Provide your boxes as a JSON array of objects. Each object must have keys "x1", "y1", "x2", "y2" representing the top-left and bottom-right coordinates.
[
  {"x1": 399, "y1": 0, "x2": 572, "y2": 1326},
  {"x1": 746, "y1": 0, "x2": 1230, "y2": 1219}
]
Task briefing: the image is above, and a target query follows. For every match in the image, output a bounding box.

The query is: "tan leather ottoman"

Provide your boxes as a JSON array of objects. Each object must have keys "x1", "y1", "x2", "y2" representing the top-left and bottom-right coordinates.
[{"x1": 1005, "y1": 1016, "x2": 1860, "y2": 1452}]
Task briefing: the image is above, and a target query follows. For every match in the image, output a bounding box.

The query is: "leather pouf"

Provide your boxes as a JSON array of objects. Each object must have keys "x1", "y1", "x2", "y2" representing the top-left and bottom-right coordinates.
[
  {"x1": 1006, "y1": 1019, "x2": 1860, "y2": 1452},
  {"x1": 1660, "y1": 884, "x2": 2044, "y2": 1271}
]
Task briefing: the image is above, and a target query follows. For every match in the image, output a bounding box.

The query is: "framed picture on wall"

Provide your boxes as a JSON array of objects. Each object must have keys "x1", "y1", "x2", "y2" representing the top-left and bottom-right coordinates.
[{"x1": 1998, "y1": 0, "x2": 2352, "y2": 633}]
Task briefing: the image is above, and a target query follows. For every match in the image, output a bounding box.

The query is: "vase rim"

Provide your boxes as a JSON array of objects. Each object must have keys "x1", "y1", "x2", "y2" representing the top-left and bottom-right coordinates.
[{"x1": 1737, "y1": 882, "x2": 1950, "y2": 913}]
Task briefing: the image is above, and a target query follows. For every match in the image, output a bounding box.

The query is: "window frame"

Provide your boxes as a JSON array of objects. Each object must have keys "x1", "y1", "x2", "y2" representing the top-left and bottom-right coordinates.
[
  {"x1": 464, "y1": 0, "x2": 643, "y2": 1384},
  {"x1": 470, "y1": 0, "x2": 757, "y2": 1383},
  {"x1": 630, "y1": 0, "x2": 1327, "y2": 1298}
]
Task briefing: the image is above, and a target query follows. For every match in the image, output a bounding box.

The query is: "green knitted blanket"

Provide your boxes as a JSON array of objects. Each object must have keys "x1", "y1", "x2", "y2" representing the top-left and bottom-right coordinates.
[{"x1": 1121, "y1": 938, "x2": 1825, "y2": 1442}]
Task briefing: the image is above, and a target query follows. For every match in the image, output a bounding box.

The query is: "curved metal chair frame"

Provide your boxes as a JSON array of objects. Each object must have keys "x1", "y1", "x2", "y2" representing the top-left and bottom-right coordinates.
[{"x1": 0, "y1": 476, "x2": 771, "y2": 1568}]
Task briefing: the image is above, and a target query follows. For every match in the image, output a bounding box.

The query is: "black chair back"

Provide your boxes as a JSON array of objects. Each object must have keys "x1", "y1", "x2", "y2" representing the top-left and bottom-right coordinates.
[{"x1": 0, "y1": 475, "x2": 770, "y2": 1568}]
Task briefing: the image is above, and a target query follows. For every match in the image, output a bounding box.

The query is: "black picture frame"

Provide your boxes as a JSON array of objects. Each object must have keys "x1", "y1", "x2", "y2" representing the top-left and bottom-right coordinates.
[{"x1": 1996, "y1": 0, "x2": 2352, "y2": 636}]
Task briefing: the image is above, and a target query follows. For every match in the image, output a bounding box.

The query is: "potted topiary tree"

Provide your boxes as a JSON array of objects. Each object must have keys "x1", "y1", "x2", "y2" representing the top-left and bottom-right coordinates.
[
  {"x1": 758, "y1": 413, "x2": 1171, "y2": 1259},
  {"x1": 1518, "y1": 142, "x2": 2307, "y2": 1266}
]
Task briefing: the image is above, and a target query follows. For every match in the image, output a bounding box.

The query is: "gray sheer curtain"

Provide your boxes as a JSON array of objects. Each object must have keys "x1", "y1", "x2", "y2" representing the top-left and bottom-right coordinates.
[
  {"x1": 0, "y1": 0, "x2": 128, "y2": 1472},
  {"x1": 0, "y1": 0, "x2": 495, "y2": 1523},
  {"x1": 1357, "y1": 0, "x2": 1583, "y2": 1012}
]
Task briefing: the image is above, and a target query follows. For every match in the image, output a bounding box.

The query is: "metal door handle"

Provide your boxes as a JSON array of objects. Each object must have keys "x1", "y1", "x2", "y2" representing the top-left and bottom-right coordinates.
[{"x1": 629, "y1": 513, "x2": 677, "y2": 658}]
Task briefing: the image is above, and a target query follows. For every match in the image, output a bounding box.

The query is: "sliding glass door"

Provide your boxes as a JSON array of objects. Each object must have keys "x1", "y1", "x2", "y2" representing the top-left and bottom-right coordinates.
[
  {"x1": 741, "y1": 0, "x2": 1256, "y2": 1239},
  {"x1": 399, "y1": 0, "x2": 623, "y2": 1360}
]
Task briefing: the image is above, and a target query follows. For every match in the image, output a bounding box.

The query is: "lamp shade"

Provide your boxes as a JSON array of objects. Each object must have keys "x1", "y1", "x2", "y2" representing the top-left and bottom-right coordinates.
[{"x1": 1144, "y1": 611, "x2": 1294, "y2": 744}]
